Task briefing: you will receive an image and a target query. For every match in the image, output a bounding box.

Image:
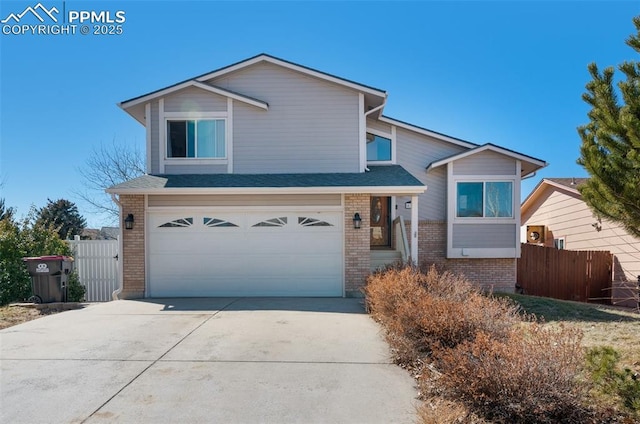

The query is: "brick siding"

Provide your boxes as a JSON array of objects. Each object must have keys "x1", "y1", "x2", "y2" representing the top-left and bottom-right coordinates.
[
  {"x1": 344, "y1": 194, "x2": 370, "y2": 296},
  {"x1": 119, "y1": 195, "x2": 145, "y2": 299},
  {"x1": 411, "y1": 220, "x2": 516, "y2": 292}
]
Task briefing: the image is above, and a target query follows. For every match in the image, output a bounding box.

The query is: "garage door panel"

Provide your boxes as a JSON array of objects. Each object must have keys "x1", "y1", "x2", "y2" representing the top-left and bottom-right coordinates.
[{"x1": 148, "y1": 210, "x2": 343, "y2": 297}]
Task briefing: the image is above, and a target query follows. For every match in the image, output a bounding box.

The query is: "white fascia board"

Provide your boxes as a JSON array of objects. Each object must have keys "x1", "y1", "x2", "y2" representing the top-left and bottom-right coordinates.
[
  {"x1": 542, "y1": 179, "x2": 581, "y2": 196},
  {"x1": 195, "y1": 55, "x2": 387, "y2": 99},
  {"x1": 106, "y1": 185, "x2": 426, "y2": 196},
  {"x1": 521, "y1": 178, "x2": 582, "y2": 216},
  {"x1": 120, "y1": 81, "x2": 268, "y2": 110},
  {"x1": 428, "y1": 144, "x2": 547, "y2": 172},
  {"x1": 119, "y1": 81, "x2": 195, "y2": 109},
  {"x1": 379, "y1": 116, "x2": 477, "y2": 149}
]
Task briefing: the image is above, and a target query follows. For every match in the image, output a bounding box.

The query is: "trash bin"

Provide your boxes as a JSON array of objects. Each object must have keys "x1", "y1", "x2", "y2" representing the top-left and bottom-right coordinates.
[{"x1": 23, "y1": 256, "x2": 74, "y2": 303}]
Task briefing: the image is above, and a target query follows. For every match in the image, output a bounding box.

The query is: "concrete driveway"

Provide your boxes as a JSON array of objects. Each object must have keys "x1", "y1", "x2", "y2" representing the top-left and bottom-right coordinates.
[{"x1": 0, "y1": 298, "x2": 418, "y2": 423}]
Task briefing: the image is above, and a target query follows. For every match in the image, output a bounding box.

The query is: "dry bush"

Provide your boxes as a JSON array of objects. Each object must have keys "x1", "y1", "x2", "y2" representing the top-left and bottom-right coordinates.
[
  {"x1": 417, "y1": 397, "x2": 487, "y2": 424},
  {"x1": 365, "y1": 266, "x2": 520, "y2": 358},
  {"x1": 434, "y1": 324, "x2": 587, "y2": 423}
]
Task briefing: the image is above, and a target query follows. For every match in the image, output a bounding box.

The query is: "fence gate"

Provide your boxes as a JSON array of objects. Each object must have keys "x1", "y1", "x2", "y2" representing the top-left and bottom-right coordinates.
[
  {"x1": 517, "y1": 243, "x2": 612, "y2": 304},
  {"x1": 68, "y1": 238, "x2": 119, "y2": 302}
]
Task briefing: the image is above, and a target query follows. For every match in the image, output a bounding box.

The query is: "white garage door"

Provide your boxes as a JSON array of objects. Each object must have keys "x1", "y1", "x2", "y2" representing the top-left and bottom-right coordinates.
[{"x1": 147, "y1": 210, "x2": 343, "y2": 297}]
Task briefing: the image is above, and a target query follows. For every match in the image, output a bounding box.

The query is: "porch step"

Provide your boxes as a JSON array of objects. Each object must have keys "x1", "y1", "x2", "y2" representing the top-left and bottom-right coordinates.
[{"x1": 370, "y1": 250, "x2": 403, "y2": 272}]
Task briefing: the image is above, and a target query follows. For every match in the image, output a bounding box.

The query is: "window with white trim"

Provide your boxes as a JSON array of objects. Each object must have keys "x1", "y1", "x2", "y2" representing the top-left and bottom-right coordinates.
[
  {"x1": 554, "y1": 238, "x2": 565, "y2": 250},
  {"x1": 166, "y1": 119, "x2": 225, "y2": 158},
  {"x1": 366, "y1": 132, "x2": 392, "y2": 161},
  {"x1": 456, "y1": 181, "x2": 513, "y2": 218}
]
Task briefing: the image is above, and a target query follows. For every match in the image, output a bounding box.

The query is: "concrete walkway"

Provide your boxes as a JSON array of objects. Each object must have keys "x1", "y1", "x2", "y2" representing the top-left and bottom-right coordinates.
[{"x1": 0, "y1": 298, "x2": 418, "y2": 423}]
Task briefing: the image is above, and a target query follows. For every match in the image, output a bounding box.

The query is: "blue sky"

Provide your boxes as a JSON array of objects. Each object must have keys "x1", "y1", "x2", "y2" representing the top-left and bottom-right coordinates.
[{"x1": 1, "y1": 0, "x2": 638, "y2": 228}]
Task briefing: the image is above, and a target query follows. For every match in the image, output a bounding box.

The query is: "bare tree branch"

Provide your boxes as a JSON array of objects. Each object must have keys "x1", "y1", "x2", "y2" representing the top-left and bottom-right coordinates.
[{"x1": 74, "y1": 140, "x2": 145, "y2": 222}]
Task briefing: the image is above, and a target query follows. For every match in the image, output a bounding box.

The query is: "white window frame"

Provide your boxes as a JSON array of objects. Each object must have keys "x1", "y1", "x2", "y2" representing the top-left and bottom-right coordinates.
[
  {"x1": 163, "y1": 112, "x2": 229, "y2": 165},
  {"x1": 445, "y1": 162, "x2": 522, "y2": 259},
  {"x1": 365, "y1": 128, "x2": 395, "y2": 165},
  {"x1": 454, "y1": 179, "x2": 516, "y2": 221},
  {"x1": 554, "y1": 237, "x2": 565, "y2": 250}
]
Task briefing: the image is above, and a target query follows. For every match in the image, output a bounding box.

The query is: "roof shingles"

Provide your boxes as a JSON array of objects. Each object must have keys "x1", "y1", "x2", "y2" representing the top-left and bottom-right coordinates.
[{"x1": 108, "y1": 165, "x2": 424, "y2": 192}]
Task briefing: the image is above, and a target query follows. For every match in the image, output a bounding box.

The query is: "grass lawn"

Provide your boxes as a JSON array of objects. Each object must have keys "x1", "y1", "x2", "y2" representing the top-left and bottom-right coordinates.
[{"x1": 500, "y1": 294, "x2": 640, "y2": 370}]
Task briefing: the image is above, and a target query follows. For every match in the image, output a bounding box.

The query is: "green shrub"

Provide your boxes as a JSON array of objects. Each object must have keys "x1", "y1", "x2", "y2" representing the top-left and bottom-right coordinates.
[
  {"x1": 0, "y1": 219, "x2": 31, "y2": 305},
  {"x1": 0, "y1": 208, "x2": 70, "y2": 306},
  {"x1": 586, "y1": 346, "x2": 640, "y2": 414},
  {"x1": 66, "y1": 270, "x2": 85, "y2": 302}
]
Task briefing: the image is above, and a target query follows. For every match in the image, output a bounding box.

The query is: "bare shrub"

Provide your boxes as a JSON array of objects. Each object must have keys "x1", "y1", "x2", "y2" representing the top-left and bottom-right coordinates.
[
  {"x1": 435, "y1": 324, "x2": 587, "y2": 423},
  {"x1": 365, "y1": 266, "x2": 520, "y2": 358},
  {"x1": 417, "y1": 397, "x2": 487, "y2": 424}
]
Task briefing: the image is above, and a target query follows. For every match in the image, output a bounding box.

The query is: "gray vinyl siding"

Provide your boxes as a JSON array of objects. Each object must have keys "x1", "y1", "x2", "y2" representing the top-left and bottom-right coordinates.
[
  {"x1": 148, "y1": 194, "x2": 341, "y2": 207},
  {"x1": 452, "y1": 224, "x2": 516, "y2": 248},
  {"x1": 394, "y1": 127, "x2": 467, "y2": 220},
  {"x1": 208, "y1": 62, "x2": 360, "y2": 173},
  {"x1": 150, "y1": 101, "x2": 160, "y2": 174},
  {"x1": 163, "y1": 164, "x2": 229, "y2": 174},
  {"x1": 366, "y1": 118, "x2": 392, "y2": 134},
  {"x1": 163, "y1": 86, "x2": 227, "y2": 112},
  {"x1": 453, "y1": 150, "x2": 516, "y2": 175}
]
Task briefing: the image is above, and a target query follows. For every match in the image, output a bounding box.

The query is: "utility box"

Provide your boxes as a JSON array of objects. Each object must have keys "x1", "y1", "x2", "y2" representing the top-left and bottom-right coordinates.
[{"x1": 23, "y1": 256, "x2": 74, "y2": 303}]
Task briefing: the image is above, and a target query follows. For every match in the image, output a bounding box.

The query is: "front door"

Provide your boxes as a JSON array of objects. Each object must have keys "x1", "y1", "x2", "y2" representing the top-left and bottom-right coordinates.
[{"x1": 370, "y1": 196, "x2": 391, "y2": 248}]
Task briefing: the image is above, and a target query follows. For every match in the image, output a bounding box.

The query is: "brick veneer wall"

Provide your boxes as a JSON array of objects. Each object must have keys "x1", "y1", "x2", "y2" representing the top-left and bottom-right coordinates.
[
  {"x1": 119, "y1": 195, "x2": 145, "y2": 299},
  {"x1": 344, "y1": 194, "x2": 370, "y2": 297},
  {"x1": 412, "y1": 220, "x2": 516, "y2": 292}
]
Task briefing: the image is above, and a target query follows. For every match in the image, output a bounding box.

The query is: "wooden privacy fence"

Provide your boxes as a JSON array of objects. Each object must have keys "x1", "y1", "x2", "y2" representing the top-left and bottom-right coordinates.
[
  {"x1": 68, "y1": 238, "x2": 119, "y2": 302},
  {"x1": 517, "y1": 244, "x2": 613, "y2": 303}
]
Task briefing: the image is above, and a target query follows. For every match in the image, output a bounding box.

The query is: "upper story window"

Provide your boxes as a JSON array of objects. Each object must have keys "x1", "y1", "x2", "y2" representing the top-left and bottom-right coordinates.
[
  {"x1": 456, "y1": 181, "x2": 513, "y2": 218},
  {"x1": 167, "y1": 119, "x2": 225, "y2": 158},
  {"x1": 366, "y1": 132, "x2": 392, "y2": 161}
]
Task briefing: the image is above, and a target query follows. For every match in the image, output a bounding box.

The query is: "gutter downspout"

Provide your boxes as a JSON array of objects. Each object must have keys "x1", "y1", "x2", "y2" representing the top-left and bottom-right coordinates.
[
  {"x1": 363, "y1": 95, "x2": 387, "y2": 173},
  {"x1": 110, "y1": 193, "x2": 124, "y2": 300},
  {"x1": 364, "y1": 95, "x2": 387, "y2": 118}
]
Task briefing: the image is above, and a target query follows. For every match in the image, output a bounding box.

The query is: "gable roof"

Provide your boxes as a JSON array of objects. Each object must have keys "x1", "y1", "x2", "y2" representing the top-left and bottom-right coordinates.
[
  {"x1": 121, "y1": 81, "x2": 269, "y2": 110},
  {"x1": 425, "y1": 143, "x2": 547, "y2": 177},
  {"x1": 119, "y1": 53, "x2": 387, "y2": 124},
  {"x1": 194, "y1": 53, "x2": 387, "y2": 98},
  {"x1": 545, "y1": 177, "x2": 588, "y2": 190},
  {"x1": 106, "y1": 165, "x2": 426, "y2": 195},
  {"x1": 521, "y1": 177, "x2": 587, "y2": 219},
  {"x1": 379, "y1": 115, "x2": 477, "y2": 149}
]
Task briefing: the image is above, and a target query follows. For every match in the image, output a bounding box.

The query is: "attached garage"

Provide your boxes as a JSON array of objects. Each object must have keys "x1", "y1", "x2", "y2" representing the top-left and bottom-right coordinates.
[
  {"x1": 147, "y1": 209, "x2": 343, "y2": 297},
  {"x1": 107, "y1": 167, "x2": 426, "y2": 299}
]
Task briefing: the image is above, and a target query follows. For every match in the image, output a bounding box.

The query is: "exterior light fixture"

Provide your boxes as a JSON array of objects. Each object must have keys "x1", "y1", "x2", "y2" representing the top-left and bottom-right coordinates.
[
  {"x1": 124, "y1": 214, "x2": 134, "y2": 230},
  {"x1": 353, "y1": 213, "x2": 362, "y2": 229}
]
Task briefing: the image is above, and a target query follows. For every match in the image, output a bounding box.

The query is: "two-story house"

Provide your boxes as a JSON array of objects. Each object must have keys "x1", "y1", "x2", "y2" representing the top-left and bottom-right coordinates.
[{"x1": 107, "y1": 54, "x2": 547, "y2": 299}]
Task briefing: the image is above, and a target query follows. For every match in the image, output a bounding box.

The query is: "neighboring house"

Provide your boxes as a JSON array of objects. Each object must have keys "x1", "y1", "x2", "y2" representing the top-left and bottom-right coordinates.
[
  {"x1": 521, "y1": 178, "x2": 640, "y2": 305},
  {"x1": 80, "y1": 227, "x2": 120, "y2": 240},
  {"x1": 107, "y1": 54, "x2": 546, "y2": 299}
]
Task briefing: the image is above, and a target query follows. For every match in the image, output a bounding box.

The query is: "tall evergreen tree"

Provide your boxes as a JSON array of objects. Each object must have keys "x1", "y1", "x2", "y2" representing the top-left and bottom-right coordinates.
[
  {"x1": 36, "y1": 198, "x2": 87, "y2": 240},
  {"x1": 577, "y1": 16, "x2": 640, "y2": 238}
]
